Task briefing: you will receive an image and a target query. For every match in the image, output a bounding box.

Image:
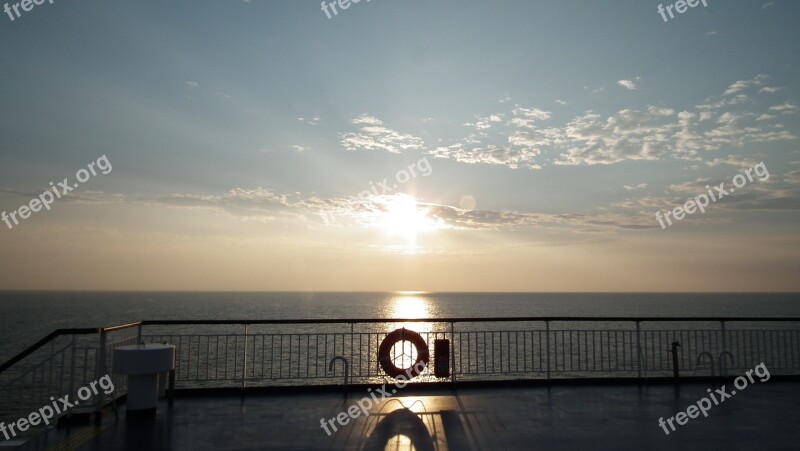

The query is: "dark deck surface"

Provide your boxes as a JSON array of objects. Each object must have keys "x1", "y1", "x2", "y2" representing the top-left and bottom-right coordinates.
[{"x1": 11, "y1": 381, "x2": 800, "y2": 450}]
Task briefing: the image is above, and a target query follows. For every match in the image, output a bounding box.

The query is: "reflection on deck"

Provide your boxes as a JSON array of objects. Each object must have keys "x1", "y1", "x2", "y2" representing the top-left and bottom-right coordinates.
[{"x1": 15, "y1": 382, "x2": 800, "y2": 450}]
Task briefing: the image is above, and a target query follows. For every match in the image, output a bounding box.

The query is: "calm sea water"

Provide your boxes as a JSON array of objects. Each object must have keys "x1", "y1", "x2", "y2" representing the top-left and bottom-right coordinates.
[{"x1": 1, "y1": 291, "x2": 799, "y2": 363}]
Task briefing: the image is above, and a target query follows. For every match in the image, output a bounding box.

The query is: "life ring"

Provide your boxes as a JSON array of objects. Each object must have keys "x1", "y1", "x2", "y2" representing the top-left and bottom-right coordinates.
[{"x1": 378, "y1": 328, "x2": 429, "y2": 379}]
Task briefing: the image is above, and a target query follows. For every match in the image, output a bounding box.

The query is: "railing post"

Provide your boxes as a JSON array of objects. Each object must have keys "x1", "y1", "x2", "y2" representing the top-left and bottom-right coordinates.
[
  {"x1": 95, "y1": 330, "x2": 108, "y2": 413},
  {"x1": 636, "y1": 321, "x2": 642, "y2": 379},
  {"x1": 242, "y1": 324, "x2": 248, "y2": 390},
  {"x1": 450, "y1": 321, "x2": 457, "y2": 384},
  {"x1": 720, "y1": 320, "x2": 727, "y2": 353},
  {"x1": 48, "y1": 340, "x2": 55, "y2": 394},
  {"x1": 545, "y1": 320, "x2": 551, "y2": 380},
  {"x1": 349, "y1": 322, "x2": 354, "y2": 385},
  {"x1": 137, "y1": 324, "x2": 143, "y2": 344},
  {"x1": 671, "y1": 341, "x2": 681, "y2": 380},
  {"x1": 69, "y1": 335, "x2": 77, "y2": 400}
]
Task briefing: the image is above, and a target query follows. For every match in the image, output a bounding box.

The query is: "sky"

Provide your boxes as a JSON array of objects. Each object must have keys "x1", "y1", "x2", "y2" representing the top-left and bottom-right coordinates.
[{"x1": 0, "y1": 0, "x2": 798, "y2": 291}]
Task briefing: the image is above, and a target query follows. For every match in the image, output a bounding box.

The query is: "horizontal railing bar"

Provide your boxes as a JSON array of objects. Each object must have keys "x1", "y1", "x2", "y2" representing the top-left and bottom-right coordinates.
[
  {"x1": 0, "y1": 328, "x2": 99, "y2": 374},
  {"x1": 143, "y1": 328, "x2": 800, "y2": 338},
  {"x1": 140, "y1": 317, "x2": 800, "y2": 325},
  {"x1": 101, "y1": 321, "x2": 142, "y2": 333},
  {"x1": 0, "y1": 343, "x2": 75, "y2": 388}
]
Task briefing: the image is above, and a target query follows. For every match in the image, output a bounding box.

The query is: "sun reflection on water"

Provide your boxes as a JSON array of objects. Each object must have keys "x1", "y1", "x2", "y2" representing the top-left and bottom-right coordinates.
[
  {"x1": 389, "y1": 293, "x2": 434, "y2": 333},
  {"x1": 367, "y1": 293, "x2": 441, "y2": 383}
]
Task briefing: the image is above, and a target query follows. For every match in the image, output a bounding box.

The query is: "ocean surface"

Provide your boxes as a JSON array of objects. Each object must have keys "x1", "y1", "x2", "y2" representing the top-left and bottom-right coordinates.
[{"x1": 1, "y1": 291, "x2": 799, "y2": 363}]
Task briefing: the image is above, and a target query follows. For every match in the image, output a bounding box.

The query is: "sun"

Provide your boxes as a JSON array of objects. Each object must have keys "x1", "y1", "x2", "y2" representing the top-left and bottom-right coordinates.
[{"x1": 381, "y1": 194, "x2": 435, "y2": 246}]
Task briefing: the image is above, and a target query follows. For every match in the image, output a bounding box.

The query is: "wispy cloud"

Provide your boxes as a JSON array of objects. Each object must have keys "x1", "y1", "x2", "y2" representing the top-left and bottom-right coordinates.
[
  {"x1": 759, "y1": 86, "x2": 782, "y2": 94},
  {"x1": 723, "y1": 74, "x2": 768, "y2": 96},
  {"x1": 131, "y1": 188, "x2": 655, "y2": 233},
  {"x1": 623, "y1": 183, "x2": 648, "y2": 191},
  {"x1": 340, "y1": 115, "x2": 425, "y2": 154},
  {"x1": 784, "y1": 170, "x2": 800, "y2": 185},
  {"x1": 617, "y1": 78, "x2": 640, "y2": 90},
  {"x1": 616, "y1": 171, "x2": 800, "y2": 219},
  {"x1": 769, "y1": 102, "x2": 798, "y2": 113},
  {"x1": 298, "y1": 117, "x2": 320, "y2": 125}
]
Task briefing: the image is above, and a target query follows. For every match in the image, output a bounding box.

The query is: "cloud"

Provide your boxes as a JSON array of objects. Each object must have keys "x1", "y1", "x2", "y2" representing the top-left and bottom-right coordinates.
[
  {"x1": 617, "y1": 169, "x2": 800, "y2": 220},
  {"x1": 785, "y1": 170, "x2": 800, "y2": 185},
  {"x1": 555, "y1": 106, "x2": 679, "y2": 165},
  {"x1": 430, "y1": 143, "x2": 542, "y2": 170},
  {"x1": 291, "y1": 145, "x2": 306, "y2": 152},
  {"x1": 623, "y1": 183, "x2": 648, "y2": 191},
  {"x1": 723, "y1": 74, "x2": 767, "y2": 96},
  {"x1": 0, "y1": 188, "x2": 112, "y2": 204},
  {"x1": 617, "y1": 79, "x2": 639, "y2": 90},
  {"x1": 298, "y1": 117, "x2": 321, "y2": 125},
  {"x1": 185, "y1": 81, "x2": 200, "y2": 88},
  {"x1": 510, "y1": 107, "x2": 551, "y2": 129},
  {"x1": 463, "y1": 114, "x2": 504, "y2": 131},
  {"x1": 427, "y1": 105, "x2": 555, "y2": 169},
  {"x1": 552, "y1": 76, "x2": 797, "y2": 165},
  {"x1": 340, "y1": 115, "x2": 425, "y2": 154},
  {"x1": 423, "y1": 204, "x2": 652, "y2": 231},
  {"x1": 138, "y1": 188, "x2": 654, "y2": 232},
  {"x1": 704, "y1": 155, "x2": 762, "y2": 169},
  {"x1": 336, "y1": 76, "x2": 797, "y2": 170},
  {"x1": 769, "y1": 102, "x2": 798, "y2": 113}
]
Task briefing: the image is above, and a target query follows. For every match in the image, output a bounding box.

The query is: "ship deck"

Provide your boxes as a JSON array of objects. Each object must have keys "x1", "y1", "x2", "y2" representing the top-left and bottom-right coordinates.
[{"x1": 10, "y1": 380, "x2": 800, "y2": 451}]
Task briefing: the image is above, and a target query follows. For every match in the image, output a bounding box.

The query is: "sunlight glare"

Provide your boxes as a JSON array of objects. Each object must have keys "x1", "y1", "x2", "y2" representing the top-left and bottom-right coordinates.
[{"x1": 381, "y1": 194, "x2": 436, "y2": 247}]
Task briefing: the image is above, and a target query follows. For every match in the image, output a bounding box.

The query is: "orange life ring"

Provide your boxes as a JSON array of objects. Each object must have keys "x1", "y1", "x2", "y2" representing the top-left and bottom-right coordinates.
[{"x1": 378, "y1": 328, "x2": 429, "y2": 379}]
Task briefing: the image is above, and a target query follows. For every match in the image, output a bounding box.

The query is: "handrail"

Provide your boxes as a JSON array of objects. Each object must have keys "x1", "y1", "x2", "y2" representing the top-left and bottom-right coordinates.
[
  {"x1": 102, "y1": 321, "x2": 142, "y2": 333},
  {"x1": 141, "y1": 317, "x2": 800, "y2": 325},
  {"x1": 2, "y1": 343, "x2": 73, "y2": 387},
  {"x1": 0, "y1": 328, "x2": 98, "y2": 373},
  {"x1": 0, "y1": 322, "x2": 140, "y2": 374}
]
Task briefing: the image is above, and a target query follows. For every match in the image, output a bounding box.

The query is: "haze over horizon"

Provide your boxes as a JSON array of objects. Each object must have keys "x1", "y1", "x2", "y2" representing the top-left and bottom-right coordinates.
[{"x1": 1, "y1": 0, "x2": 799, "y2": 292}]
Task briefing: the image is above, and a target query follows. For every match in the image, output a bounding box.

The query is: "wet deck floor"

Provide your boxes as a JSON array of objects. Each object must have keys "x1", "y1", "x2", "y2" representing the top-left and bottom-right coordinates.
[{"x1": 12, "y1": 381, "x2": 800, "y2": 450}]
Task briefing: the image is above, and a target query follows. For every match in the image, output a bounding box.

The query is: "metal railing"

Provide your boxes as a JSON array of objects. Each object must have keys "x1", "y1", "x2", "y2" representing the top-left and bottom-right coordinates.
[
  {"x1": 134, "y1": 317, "x2": 800, "y2": 388},
  {"x1": 0, "y1": 322, "x2": 140, "y2": 429},
  {"x1": 1, "y1": 317, "x2": 799, "y2": 428}
]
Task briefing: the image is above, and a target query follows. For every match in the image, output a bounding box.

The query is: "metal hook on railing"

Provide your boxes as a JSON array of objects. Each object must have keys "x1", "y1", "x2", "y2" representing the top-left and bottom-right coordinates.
[
  {"x1": 329, "y1": 356, "x2": 350, "y2": 385},
  {"x1": 696, "y1": 352, "x2": 715, "y2": 377},
  {"x1": 718, "y1": 351, "x2": 735, "y2": 378}
]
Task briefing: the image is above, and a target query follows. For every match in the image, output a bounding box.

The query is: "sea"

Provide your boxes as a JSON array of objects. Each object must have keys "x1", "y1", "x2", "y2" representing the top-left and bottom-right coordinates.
[{"x1": 1, "y1": 291, "x2": 799, "y2": 364}]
